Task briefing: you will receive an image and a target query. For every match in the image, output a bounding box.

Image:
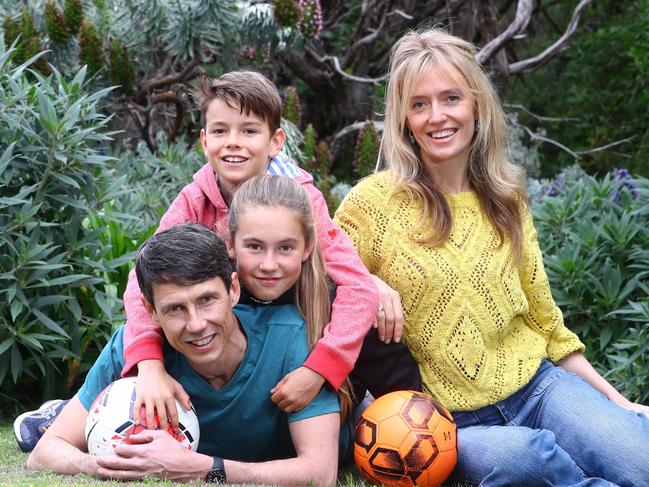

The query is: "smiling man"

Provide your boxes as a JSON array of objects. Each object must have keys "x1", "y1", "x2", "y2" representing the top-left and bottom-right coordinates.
[{"x1": 26, "y1": 223, "x2": 343, "y2": 486}]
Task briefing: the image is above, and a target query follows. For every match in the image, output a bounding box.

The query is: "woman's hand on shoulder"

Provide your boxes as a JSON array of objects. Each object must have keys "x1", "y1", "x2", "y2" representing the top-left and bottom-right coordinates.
[
  {"x1": 133, "y1": 359, "x2": 191, "y2": 431},
  {"x1": 371, "y1": 275, "x2": 404, "y2": 344}
]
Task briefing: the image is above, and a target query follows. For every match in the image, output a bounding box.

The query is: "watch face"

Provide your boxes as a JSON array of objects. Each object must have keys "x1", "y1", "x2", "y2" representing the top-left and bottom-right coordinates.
[{"x1": 206, "y1": 468, "x2": 226, "y2": 484}]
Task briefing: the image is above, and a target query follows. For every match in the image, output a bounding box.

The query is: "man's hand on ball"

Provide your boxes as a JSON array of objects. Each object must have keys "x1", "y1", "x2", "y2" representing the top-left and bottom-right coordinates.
[{"x1": 95, "y1": 430, "x2": 210, "y2": 482}]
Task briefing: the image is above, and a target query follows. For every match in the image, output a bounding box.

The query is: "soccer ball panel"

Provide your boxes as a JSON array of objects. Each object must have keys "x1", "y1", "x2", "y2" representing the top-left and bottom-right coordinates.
[
  {"x1": 85, "y1": 378, "x2": 200, "y2": 456},
  {"x1": 424, "y1": 449, "x2": 457, "y2": 486},
  {"x1": 431, "y1": 415, "x2": 457, "y2": 452},
  {"x1": 362, "y1": 392, "x2": 408, "y2": 424}
]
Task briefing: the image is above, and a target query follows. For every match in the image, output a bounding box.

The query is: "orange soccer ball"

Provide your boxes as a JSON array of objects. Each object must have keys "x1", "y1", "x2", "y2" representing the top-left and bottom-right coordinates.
[{"x1": 354, "y1": 390, "x2": 457, "y2": 487}]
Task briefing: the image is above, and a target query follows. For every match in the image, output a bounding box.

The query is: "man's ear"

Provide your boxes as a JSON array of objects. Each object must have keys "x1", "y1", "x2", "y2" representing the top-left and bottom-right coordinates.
[
  {"x1": 225, "y1": 238, "x2": 236, "y2": 260},
  {"x1": 229, "y1": 272, "x2": 241, "y2": 307},
  {"x1": 141, "y1": 296, "x2": 156, "y2": 320},
  {"x1": 268, "y1": 128, "x2": 285, "y2": 158}
]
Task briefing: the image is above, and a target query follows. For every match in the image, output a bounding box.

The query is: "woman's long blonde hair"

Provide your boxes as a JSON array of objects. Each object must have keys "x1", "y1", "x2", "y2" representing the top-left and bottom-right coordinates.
[
  {"x1": 229, "y1": 175, "x2": 352, "y2": 418},
  {"x1": 381, "y1": 28, "x2": 526, "y2": 260}
]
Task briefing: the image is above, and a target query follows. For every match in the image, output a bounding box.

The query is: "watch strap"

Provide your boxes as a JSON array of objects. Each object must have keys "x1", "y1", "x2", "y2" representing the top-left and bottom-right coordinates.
[{"x1": 205, "y1": 456, "x2": 226, "y2": 484}]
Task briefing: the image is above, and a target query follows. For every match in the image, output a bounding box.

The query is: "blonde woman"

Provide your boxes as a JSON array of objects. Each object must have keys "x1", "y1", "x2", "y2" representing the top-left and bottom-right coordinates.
[{"x1": 335, "y1": 28, "x2": 649, "y2": 486}]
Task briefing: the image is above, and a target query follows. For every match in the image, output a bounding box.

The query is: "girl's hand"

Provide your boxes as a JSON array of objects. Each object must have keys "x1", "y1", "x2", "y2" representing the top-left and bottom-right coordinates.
[
  {"x1": 270, "y1": 367, "x2": 325, "y2": 413},
  {"x1": 371, "y1": 275, "x2": 404, "y2": 344},
  {"x1": 133, "y1": 360, "x2": 191, "y2": 431}
]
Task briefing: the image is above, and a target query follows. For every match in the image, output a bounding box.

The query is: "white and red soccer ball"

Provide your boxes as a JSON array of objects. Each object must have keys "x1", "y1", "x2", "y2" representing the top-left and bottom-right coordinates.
[{"x1": 85, "y1": 377, "x2": 200, "y2": 456}]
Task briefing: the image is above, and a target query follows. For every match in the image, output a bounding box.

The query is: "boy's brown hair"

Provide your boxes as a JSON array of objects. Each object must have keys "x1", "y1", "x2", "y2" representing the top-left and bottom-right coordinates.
[{"x1": 194, "y1": 71, "x2": 282, "y2": 133}]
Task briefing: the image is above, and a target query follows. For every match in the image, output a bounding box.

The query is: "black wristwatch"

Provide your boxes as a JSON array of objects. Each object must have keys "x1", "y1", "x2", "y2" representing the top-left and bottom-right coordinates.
[{"x1": 205, "y1": 456, "x2": 226, "y2": 484}]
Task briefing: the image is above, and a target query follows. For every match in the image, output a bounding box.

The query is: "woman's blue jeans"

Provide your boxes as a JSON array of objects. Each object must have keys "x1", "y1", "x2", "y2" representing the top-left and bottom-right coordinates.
[{"x1": 451, "y1": 361, "x2": 649, "y2": 486}]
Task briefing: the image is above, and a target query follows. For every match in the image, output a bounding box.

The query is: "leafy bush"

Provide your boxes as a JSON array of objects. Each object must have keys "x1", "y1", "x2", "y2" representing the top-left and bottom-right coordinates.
[
  {"x1": 510, "y1": 0, "x2": 649, "y2": 177},
  {"x1": 0, "y1": 41, "x2": 124, "y2": 410},
  {"x1": 532, "y1": 171, "x2": 649, "y2": 402}
]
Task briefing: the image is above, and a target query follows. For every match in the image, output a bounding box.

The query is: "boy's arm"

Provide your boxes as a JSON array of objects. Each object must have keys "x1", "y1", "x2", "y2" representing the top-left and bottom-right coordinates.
[{"x1": 304, "y1": 184, "x2": 379, "y2": 389}]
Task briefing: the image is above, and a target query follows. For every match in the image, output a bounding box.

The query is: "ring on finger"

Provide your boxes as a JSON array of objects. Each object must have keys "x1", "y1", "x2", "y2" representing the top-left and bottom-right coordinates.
[{"x1": 379, "y1": 307, "x2": 385, "y2": 313}]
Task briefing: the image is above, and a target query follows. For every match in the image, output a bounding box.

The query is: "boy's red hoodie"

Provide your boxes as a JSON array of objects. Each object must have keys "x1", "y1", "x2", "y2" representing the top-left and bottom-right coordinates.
[{"x1": 121, "y1": 156, "x2": 379, "y2": 389}]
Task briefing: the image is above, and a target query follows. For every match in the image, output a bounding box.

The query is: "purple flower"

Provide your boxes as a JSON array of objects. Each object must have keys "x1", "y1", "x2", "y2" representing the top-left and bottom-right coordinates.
[
  {"x1": 613, "y1": 168, "x2": 638, "y2": 203},
  {"x1": 545, "y1": 178, "x2": 567, "y2": 197}
]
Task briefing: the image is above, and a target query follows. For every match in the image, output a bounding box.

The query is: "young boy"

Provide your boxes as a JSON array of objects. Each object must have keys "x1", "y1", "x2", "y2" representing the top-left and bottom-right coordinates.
[{"x1": 118, "y1": 71, "x2": 379, "y2": 430}]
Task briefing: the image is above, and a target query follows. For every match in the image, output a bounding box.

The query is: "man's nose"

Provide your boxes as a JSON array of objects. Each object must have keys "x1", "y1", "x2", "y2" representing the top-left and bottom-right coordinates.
[{"x1": 186, "y1": 307, "x2": 207, "y2": 333}]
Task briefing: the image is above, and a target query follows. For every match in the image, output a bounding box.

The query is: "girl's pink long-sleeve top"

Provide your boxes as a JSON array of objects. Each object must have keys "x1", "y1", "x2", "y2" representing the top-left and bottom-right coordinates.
[{"x1": 121, "y1": 160, "x2": 378, "y2": 389}]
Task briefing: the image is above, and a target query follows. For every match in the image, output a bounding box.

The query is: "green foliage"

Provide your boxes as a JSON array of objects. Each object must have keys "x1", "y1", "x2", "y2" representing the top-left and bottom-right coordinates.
[
  {"x1": 353, "y1": 121, "x2": 379, "y2": 178},
  {"x1": 64, "y1": 0, "x2": 83, "y2": 36},
  {"x1": 302, "y1": 123, "x2": 317, "y2": 166},
  {"x1": 315, "y1": 140, "x2": 332, "y2": 177},
  {"x1": 161, "y1": 0, "x2": 240, "y2": 64},
  {"x1": 109, "y1": 39, "x2": 134, "y2": 93},
  {"x1": 14, "y1": 7, "x2": 50, "y2": 73},
  {"x1": 274, "y1": 0, "x2": 301, "y2": 28},
  {"x1": 44, "y1": 0, "x2": 69, "y2": 44},
  {"x1": 2, "y1": 15, "x2": 19, "y2": 46},
  {"x1": 279, "y1": 118, "x2": 304, "y2": 167},
  {"x1": 19, "y1": 6, "x2": 36, "y2": 38},
  {"x1": 510, "y1": 0, "x2": 649, "y2": 176},
  {"x1": 78, "y1": 20, "x2": 102, "y2": 75},
  {"x1": 0, "y1": 41, "x2": 123, "y2": 404},
  {"x1": 533, "y1": 171, "x2": 649, "y2": 402},
  {"x1": 283, "y1": 85, "x2": 301, "y2": 128},
  {"x1": 111, "y1": 135, "x2": 204, "y2": 235}
]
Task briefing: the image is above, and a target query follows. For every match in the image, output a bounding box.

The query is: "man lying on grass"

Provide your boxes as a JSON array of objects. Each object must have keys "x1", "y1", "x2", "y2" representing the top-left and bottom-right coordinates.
[{"x1": 27, "y1": 223, "x2": 349, "y2": 486}]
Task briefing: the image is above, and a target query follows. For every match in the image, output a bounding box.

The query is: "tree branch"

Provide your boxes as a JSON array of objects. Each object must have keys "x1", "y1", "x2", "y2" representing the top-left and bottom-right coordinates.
[
  {"x1": 330, "y1": 120, "x2": 384, "y2": 154},
  {"x1": 519, "y1": 124, "x2": 579, "y2": 159},
  {"x1": 151, "y1": 91, "x2": 184, "y2": 143},
  {"x1": 575, "y1": 136, "x2": 636, "y2": 156},
  {"x1": 508, "y1": 0, "x2": 593, "y2": 74},
  {"x1": 477, "y1": 0, "x2": 534, "y2": 65},
  {"x1": 141, "y1": 59, "x2": 202, "y2": 93},
  {"x1": 320, "y1": 54, "x2": 388, "y2": 84},
  {"x1": 505, "y1": 103, "x2": 580, "y2": 123}
]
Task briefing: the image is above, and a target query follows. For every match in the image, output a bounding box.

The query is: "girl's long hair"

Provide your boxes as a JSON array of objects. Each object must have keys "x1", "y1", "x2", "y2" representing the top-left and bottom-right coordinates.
[
  {"x1": 381, "y1": 28, "x2": 526, "y2": 261},
  {"x1": 229, "y1": 175, "x2": 353, "y2": 418}
]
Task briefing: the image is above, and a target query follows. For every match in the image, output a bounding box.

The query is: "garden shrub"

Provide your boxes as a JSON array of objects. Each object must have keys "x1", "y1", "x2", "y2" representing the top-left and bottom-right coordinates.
[
  {"x1": 532, "y1": 170, "x2": 649, "y2": 402},
  {"x1": 0, "y1": 41, "x2": 124, "y2": 411}
]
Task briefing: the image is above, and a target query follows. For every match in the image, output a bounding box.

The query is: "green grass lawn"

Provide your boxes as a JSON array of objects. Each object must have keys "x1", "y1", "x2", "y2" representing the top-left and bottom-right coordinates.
[
  {"x1": 0, "y1": 424, "x2": 370, "y2": 486},
  {"x1": 0, "y1": 424, "x2": 462, "y2": 486}
]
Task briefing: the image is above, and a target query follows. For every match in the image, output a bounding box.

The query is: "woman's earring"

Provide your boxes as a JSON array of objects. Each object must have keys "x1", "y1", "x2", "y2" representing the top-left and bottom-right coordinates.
[{"x1": 474, "y1": 120, "x2": 480, "y2": 134}]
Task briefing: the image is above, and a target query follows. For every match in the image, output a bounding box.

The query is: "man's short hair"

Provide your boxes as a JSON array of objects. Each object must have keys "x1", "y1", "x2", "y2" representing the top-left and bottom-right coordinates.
[
  {"x1": 194, "y1": 71, "x2": 282, "y2": 133},
  {"x1": 135, "y1": 223, "x2": 232, "y2": 308}
]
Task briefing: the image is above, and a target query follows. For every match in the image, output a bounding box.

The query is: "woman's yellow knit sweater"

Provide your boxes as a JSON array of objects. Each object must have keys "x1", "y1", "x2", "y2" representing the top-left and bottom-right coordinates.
[{"x1": 334, "y1": 171, "x2": 584, "y2": 411}]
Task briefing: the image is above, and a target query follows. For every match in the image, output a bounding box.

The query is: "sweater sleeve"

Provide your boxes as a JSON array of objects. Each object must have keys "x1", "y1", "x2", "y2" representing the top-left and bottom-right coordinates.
[
  {"x1": 121, "y1": 190, "x2": 199, "y2": 376},
  {"x1": 303, "y1": 183, "x2": 379, "y2": 390},
  {"x1": 518, "y1": 211, "x2": 585, "y2": 362},
  {"x1": 332, "y1": 184, "x2": 376, "y2": 275}
]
